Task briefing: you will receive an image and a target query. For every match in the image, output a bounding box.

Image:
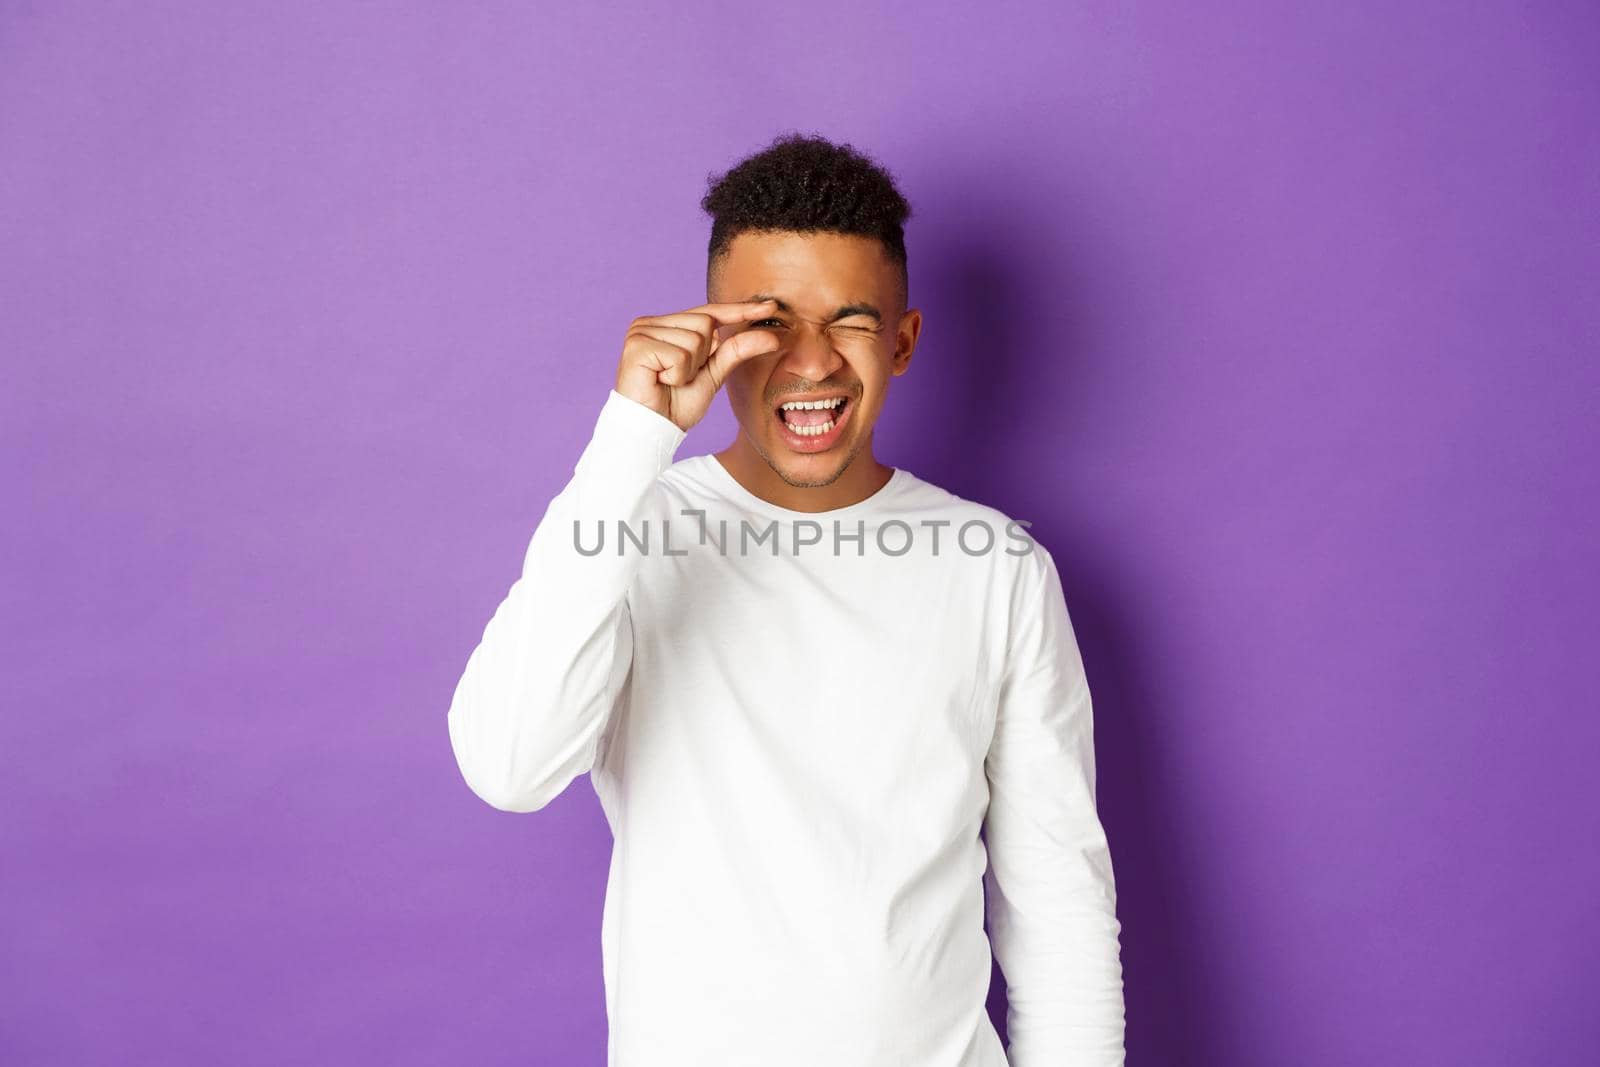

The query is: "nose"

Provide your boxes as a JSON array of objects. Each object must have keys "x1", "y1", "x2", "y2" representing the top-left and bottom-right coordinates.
[{"x1": 775, "y1": 321, "x2": 846, "y2": 383}]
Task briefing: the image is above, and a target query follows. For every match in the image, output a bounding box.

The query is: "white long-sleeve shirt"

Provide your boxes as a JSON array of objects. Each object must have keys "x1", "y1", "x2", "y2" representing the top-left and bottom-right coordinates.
[{"x1": 447, "y1": 389, "x2": 1125, "y2": 1066}]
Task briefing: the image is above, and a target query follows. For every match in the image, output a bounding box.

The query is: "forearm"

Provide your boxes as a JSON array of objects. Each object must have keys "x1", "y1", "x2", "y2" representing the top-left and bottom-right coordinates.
[
  {"x1": 984, "y1": 545, "x2": 1126, "y2": 1064},
  {"x1": 447, "y1": 389, "x2": 686, "y2": 812},
  {"x1": 985, "y1": 813, "x2": 1125, "y2": 1064}
]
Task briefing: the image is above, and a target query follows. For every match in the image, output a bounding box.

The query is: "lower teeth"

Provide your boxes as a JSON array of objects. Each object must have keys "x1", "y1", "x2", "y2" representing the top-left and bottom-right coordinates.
[{"x1": 789, "y1": 420, "x2": 833, "y2": 437}]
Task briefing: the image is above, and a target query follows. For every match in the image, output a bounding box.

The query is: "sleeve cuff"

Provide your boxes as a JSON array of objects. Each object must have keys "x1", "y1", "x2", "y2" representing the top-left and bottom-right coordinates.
[{"x1": 573, "y1": 388, "x2": 690, "y2": 489}]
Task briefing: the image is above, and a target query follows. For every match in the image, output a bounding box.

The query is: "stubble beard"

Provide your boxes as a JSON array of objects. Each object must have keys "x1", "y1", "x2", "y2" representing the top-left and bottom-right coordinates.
[{"x1": 749, "y1": 427, "x2": 867, "y2": 490}]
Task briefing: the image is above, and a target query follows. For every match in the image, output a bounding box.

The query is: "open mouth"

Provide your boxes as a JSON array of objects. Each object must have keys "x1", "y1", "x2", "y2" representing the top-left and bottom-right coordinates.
[{"x1": 774, "y1": 394, "x2": 854, "y2": 450}]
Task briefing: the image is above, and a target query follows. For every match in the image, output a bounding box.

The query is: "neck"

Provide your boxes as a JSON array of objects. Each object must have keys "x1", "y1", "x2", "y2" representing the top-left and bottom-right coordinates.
[{"x1": 713, "y1": 432, "x2": 894, "y2": 513}]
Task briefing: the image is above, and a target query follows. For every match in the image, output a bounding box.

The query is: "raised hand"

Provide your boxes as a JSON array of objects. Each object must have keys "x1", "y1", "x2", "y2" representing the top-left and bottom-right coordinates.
[{"x1": 614, "y1": 299, "x2": 782, "y2": 430}]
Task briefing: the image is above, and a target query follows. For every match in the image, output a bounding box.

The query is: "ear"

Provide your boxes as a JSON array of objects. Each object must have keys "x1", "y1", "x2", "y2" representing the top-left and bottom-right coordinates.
[{"x1": 890, "y1": 307, "x2": 922, "y2": 376}]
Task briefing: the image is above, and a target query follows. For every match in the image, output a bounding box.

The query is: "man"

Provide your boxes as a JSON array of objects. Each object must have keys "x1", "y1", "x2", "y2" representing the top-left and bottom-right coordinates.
[{"x1": 447, "y1": 132, "x2": 1125, "y2": 1066}]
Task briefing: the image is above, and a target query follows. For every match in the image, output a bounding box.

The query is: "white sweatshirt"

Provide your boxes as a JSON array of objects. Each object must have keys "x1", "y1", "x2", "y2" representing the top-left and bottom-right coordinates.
[{"x1": 447, "y1": 389, "x2": 1125, "y2": 1067}]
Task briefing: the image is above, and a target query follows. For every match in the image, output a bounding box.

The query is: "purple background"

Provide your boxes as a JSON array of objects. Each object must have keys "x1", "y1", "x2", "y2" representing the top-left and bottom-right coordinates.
[{"x1": 4, "y1": 3, "x2": 1597, "y2": 1064}]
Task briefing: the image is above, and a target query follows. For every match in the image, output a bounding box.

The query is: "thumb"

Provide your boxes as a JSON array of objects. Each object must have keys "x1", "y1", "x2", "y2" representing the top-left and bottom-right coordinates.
[{"x1": 701, "y1": 327, "x2": 776, "y2": 394}]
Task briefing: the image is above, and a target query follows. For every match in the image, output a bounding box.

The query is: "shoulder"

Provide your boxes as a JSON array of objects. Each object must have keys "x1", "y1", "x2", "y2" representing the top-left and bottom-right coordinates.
[
  {"x1": 658, "y1": 452, "x2": 711, "y2": 490},
  {"x1": 893, "y1": 469, "x2": 1056, "y2": 579},
  {"x1": 638, "y1": 453, "x2": 718, "y2": 509}
]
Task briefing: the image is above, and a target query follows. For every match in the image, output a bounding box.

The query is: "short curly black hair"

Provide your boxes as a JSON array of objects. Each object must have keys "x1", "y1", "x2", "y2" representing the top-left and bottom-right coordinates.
[{"x1": 701, "y1": 131, "x2": 913, "y2": 311}]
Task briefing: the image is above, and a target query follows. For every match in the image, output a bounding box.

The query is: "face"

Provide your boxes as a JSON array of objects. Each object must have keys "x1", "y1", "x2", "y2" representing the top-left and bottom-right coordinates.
[{"x1": 709, "y1": 230, "x2": 921, "y2": 489}]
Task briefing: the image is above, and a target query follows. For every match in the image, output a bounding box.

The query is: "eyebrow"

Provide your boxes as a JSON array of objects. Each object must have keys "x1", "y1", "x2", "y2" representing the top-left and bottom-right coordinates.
[{"x1": 747, "y1": 293, "x2": 882, "y2": 325}]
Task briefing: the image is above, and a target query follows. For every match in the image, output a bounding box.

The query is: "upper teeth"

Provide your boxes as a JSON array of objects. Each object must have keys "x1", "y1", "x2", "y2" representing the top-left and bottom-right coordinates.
[{"x1": 781, "y1": 398, "x2": 845, "y2": 410}]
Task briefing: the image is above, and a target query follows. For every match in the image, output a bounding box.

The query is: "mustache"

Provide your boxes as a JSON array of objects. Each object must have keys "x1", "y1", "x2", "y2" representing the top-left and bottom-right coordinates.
[{"x1": 766, "y1": 383, "x2": 860, "y2": 403}]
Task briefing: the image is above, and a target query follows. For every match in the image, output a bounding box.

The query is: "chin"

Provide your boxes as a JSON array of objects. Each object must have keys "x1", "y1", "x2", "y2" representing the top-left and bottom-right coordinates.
[
  {"x1": 771, "y1": 455, "x2": 853, "y2": 489},
  {"x1": 761, "y1": 428, "x2": 859, "y2": 488}
]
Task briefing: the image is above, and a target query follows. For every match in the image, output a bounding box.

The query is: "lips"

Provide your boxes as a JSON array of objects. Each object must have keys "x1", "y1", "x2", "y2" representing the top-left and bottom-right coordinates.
[{"x1": 773, "y1": 394, "x2": 855, "y2": 452}]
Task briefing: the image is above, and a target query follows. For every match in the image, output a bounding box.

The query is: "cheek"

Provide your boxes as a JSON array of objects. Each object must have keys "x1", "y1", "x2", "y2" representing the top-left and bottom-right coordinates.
[
  {"x1": 723, "y1": 363, "x2": 763, "y2": 411},
  {"x1": 846, "y1": 353, "x2": 893, "y2": 396}
]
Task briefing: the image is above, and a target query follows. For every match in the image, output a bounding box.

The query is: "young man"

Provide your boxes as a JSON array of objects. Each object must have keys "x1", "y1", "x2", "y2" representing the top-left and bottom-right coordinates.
[{"x1": 447, "y1": 133, "x2": 1125, "y2": 1066}]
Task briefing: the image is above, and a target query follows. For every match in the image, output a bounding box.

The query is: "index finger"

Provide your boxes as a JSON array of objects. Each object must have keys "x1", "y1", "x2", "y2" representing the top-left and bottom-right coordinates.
[{"x1": 656, "y1": 299, "x2": 778, "y2": 330}]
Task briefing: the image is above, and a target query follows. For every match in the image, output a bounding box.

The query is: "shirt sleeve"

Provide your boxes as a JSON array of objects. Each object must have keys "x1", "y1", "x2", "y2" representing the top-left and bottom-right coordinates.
[
  {"x1": 982, "y1": 543, "x2": 1126, "y2": 1065},
  {"x1": 446, "y1": 389, "x2": 687, "y2": 813}
]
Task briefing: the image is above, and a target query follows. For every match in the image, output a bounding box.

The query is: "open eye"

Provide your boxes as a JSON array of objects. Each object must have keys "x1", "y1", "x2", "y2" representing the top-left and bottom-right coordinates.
[{"x1": 752, "y1": 317, "x2": 785, "y2": 328}]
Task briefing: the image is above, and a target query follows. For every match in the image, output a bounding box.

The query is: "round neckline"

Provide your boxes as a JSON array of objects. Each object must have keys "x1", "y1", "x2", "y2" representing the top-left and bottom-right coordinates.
[{"x1": 701, "y1": 454, "x2": 909, "y2": 522}]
